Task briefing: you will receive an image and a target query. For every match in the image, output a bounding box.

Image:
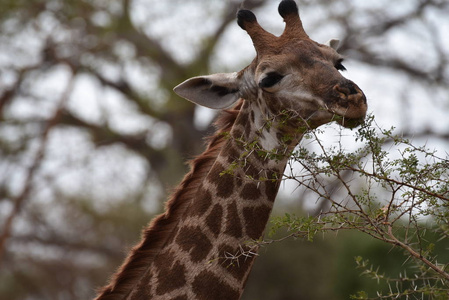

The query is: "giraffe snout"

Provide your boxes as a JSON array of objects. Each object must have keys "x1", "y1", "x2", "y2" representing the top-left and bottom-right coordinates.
[
  {"x1": 333, "y1": 81, "x2": 364, "y2": 102},
  {"x1": 331, "y1": 81, "x2": 367, "y2": 121}
]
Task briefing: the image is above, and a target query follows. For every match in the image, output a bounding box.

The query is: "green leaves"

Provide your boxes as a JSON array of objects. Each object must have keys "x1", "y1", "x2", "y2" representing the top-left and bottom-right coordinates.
[{"x1": 269, "y1": 214, "x2": 325, "y2": 242}]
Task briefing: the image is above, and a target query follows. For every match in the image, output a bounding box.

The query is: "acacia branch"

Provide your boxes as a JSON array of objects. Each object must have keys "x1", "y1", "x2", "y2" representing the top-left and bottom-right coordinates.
[{"x1": 387, "y1": 225, "x2": 449, "y2": 282}]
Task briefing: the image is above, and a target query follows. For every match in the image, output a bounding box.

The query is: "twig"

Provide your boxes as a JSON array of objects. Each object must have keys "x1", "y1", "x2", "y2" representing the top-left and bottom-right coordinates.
[{"x1": 386, "y1": 225, "x2": 449, "y2": 282}]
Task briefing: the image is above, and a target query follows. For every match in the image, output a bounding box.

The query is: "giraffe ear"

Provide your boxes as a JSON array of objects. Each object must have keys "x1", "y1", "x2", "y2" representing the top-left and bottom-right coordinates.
[
  {"x1": 325, "y1": 38, "x2": 340, "y2": 50},
  {"x1": 173, "y1": 73, "x2": 241, "y2": 109}
]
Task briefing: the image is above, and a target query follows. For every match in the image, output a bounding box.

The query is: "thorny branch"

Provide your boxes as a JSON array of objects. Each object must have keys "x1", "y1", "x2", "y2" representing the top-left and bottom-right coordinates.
[
  {"x1": 266, "y1": 116, "x2": 449, "y2": 296},
  {"x1": 386, "y1": 225, "x2": 449, "y2": 282}
]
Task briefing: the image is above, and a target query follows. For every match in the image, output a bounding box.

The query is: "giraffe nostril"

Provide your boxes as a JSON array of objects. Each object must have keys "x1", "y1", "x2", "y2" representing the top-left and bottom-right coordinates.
[
  {"x1": 334, "y1": 82, "x2": 361, "y2": 98},
  {"x1": 348, "y1": 84, "x2": 358, "y2": 95}
]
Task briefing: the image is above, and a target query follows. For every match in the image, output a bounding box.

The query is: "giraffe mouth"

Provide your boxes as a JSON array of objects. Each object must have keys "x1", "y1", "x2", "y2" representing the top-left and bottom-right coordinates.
[
  {"x1": 329, "y1": 102, "x2": 367, "y2": 128},
  {"x1": 335, "y1": 114, "x2": 366, "y2": 129}
]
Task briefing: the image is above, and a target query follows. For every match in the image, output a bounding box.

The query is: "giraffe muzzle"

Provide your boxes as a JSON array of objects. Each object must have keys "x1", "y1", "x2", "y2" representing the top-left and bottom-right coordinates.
[{"x1": 331, "y1": 81, "x2": 367, "y2": 120}]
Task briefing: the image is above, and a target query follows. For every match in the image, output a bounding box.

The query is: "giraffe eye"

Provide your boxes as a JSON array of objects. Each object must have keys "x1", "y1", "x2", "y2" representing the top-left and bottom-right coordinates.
[
  {"x1": 335, "y1": 59, "x2": 346, "y2": 71},
  {"x1": 259, "y1": 72, "x2": 284, "y2": 89}
]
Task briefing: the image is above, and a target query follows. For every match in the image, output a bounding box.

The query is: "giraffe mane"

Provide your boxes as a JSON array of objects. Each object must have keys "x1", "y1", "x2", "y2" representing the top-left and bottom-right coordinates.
[{"x1": 95, "y1": 100, "x2": 244, "y2": 299}]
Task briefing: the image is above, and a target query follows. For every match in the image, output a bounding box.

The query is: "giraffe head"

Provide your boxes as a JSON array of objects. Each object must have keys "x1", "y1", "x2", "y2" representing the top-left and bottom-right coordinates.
[{"x1": 175, "y1": 0, "x2": 367, "y2": 130}]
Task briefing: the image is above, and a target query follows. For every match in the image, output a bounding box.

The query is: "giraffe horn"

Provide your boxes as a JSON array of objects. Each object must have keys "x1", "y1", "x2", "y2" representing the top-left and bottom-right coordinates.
[
  {"x1": 278, "y1": 0, "x2": 309, "y2": 39},
  {"x1": 237, "y1": 9, "x2": 276, "y2": 54}
]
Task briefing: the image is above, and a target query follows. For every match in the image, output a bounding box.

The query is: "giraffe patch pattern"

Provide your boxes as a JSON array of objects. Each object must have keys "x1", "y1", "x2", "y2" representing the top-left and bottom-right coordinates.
[
  {"x1": 176, "y1": 226, "x2": 213, "y2": 263},
  {"x1": 206, "y1": 204, "x2": 223, "y2": 237},
  {"x1": 192, "y1": 270, "x2": 240, "y2": 300},
  {"x1": 224, "y1": 202, "x2": 243, "y2": 238}
]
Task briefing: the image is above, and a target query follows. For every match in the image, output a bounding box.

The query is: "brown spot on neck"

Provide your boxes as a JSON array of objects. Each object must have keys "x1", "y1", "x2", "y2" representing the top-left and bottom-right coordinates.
[
  {"x1": 192, "y1": 270, "x2": 240, "y2": 300},
  {"x1": 176, "y1": 226, "x2": 213, "y2": 263},
  {"x1": 240, "y1": 182, "x2": 262, "y2": 200},
  {"x1": 224, "y1": 202, "x2": 243, "y2": 238},
  {"x1": 206, "y1": 204, "x2": 223, "y2": 237},
  {"x1": 154, "y1": 250, "x2": 187, "y2": 295}
]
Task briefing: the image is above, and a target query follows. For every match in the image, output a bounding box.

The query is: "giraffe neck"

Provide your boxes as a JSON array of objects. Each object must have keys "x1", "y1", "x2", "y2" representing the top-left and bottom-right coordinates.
[
  {"x1": 96, "y1": 100, "x2": 303, "y2": 300},
  {"x1": 140, "y1": 100, "x2": 298, "y2": 300}
]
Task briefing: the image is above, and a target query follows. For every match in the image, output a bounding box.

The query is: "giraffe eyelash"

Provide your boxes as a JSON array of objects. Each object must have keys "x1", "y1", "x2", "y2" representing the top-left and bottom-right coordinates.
[{"x1": 335, "y1": 59, "x2": 346, "y2": 71}]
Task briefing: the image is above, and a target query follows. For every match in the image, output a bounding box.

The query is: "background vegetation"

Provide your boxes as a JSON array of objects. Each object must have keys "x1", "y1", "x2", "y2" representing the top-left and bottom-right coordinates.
[{"x1": 1, "y1": 0, "x2": 448, "y2": 299}]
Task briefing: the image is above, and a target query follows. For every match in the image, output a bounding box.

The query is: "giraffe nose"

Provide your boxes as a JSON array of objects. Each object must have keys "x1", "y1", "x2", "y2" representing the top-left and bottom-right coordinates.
[
  {"x1": 330, "y1": 80, "x2": 367, "y2": 120},
  {"x1": 333, "y1": 81, "x2": 364, "y2": 100},
  {"x1": 333, "y1": 80, "x2": 366, "y2": 106}
]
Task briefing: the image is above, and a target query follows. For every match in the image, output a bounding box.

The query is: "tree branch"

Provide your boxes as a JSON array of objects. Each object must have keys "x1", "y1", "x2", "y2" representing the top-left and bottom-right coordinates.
[{"x1": 0, "y1": 72, "x2": 76, "y2": 264}]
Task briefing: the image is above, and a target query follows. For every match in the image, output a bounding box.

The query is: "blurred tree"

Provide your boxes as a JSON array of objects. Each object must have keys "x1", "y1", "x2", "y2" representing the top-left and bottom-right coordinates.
[
  {"x1": 0, "y1": 0, "x2": 448, "y2": 299},
  {"x1": 0, "y1": 1, "x2": 267, "y2": 298}
]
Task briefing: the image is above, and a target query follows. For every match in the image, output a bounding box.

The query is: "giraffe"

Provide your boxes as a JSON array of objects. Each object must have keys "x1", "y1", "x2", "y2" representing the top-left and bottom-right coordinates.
[{"x1": 95, "y1": 1, "x2": 367, "y2": 299}]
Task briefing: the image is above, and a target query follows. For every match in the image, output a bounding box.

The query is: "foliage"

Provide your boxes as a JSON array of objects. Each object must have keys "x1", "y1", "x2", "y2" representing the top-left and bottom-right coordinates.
[{"x1": 267, "y1": 115, "x2": 449, "y2": 299}]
